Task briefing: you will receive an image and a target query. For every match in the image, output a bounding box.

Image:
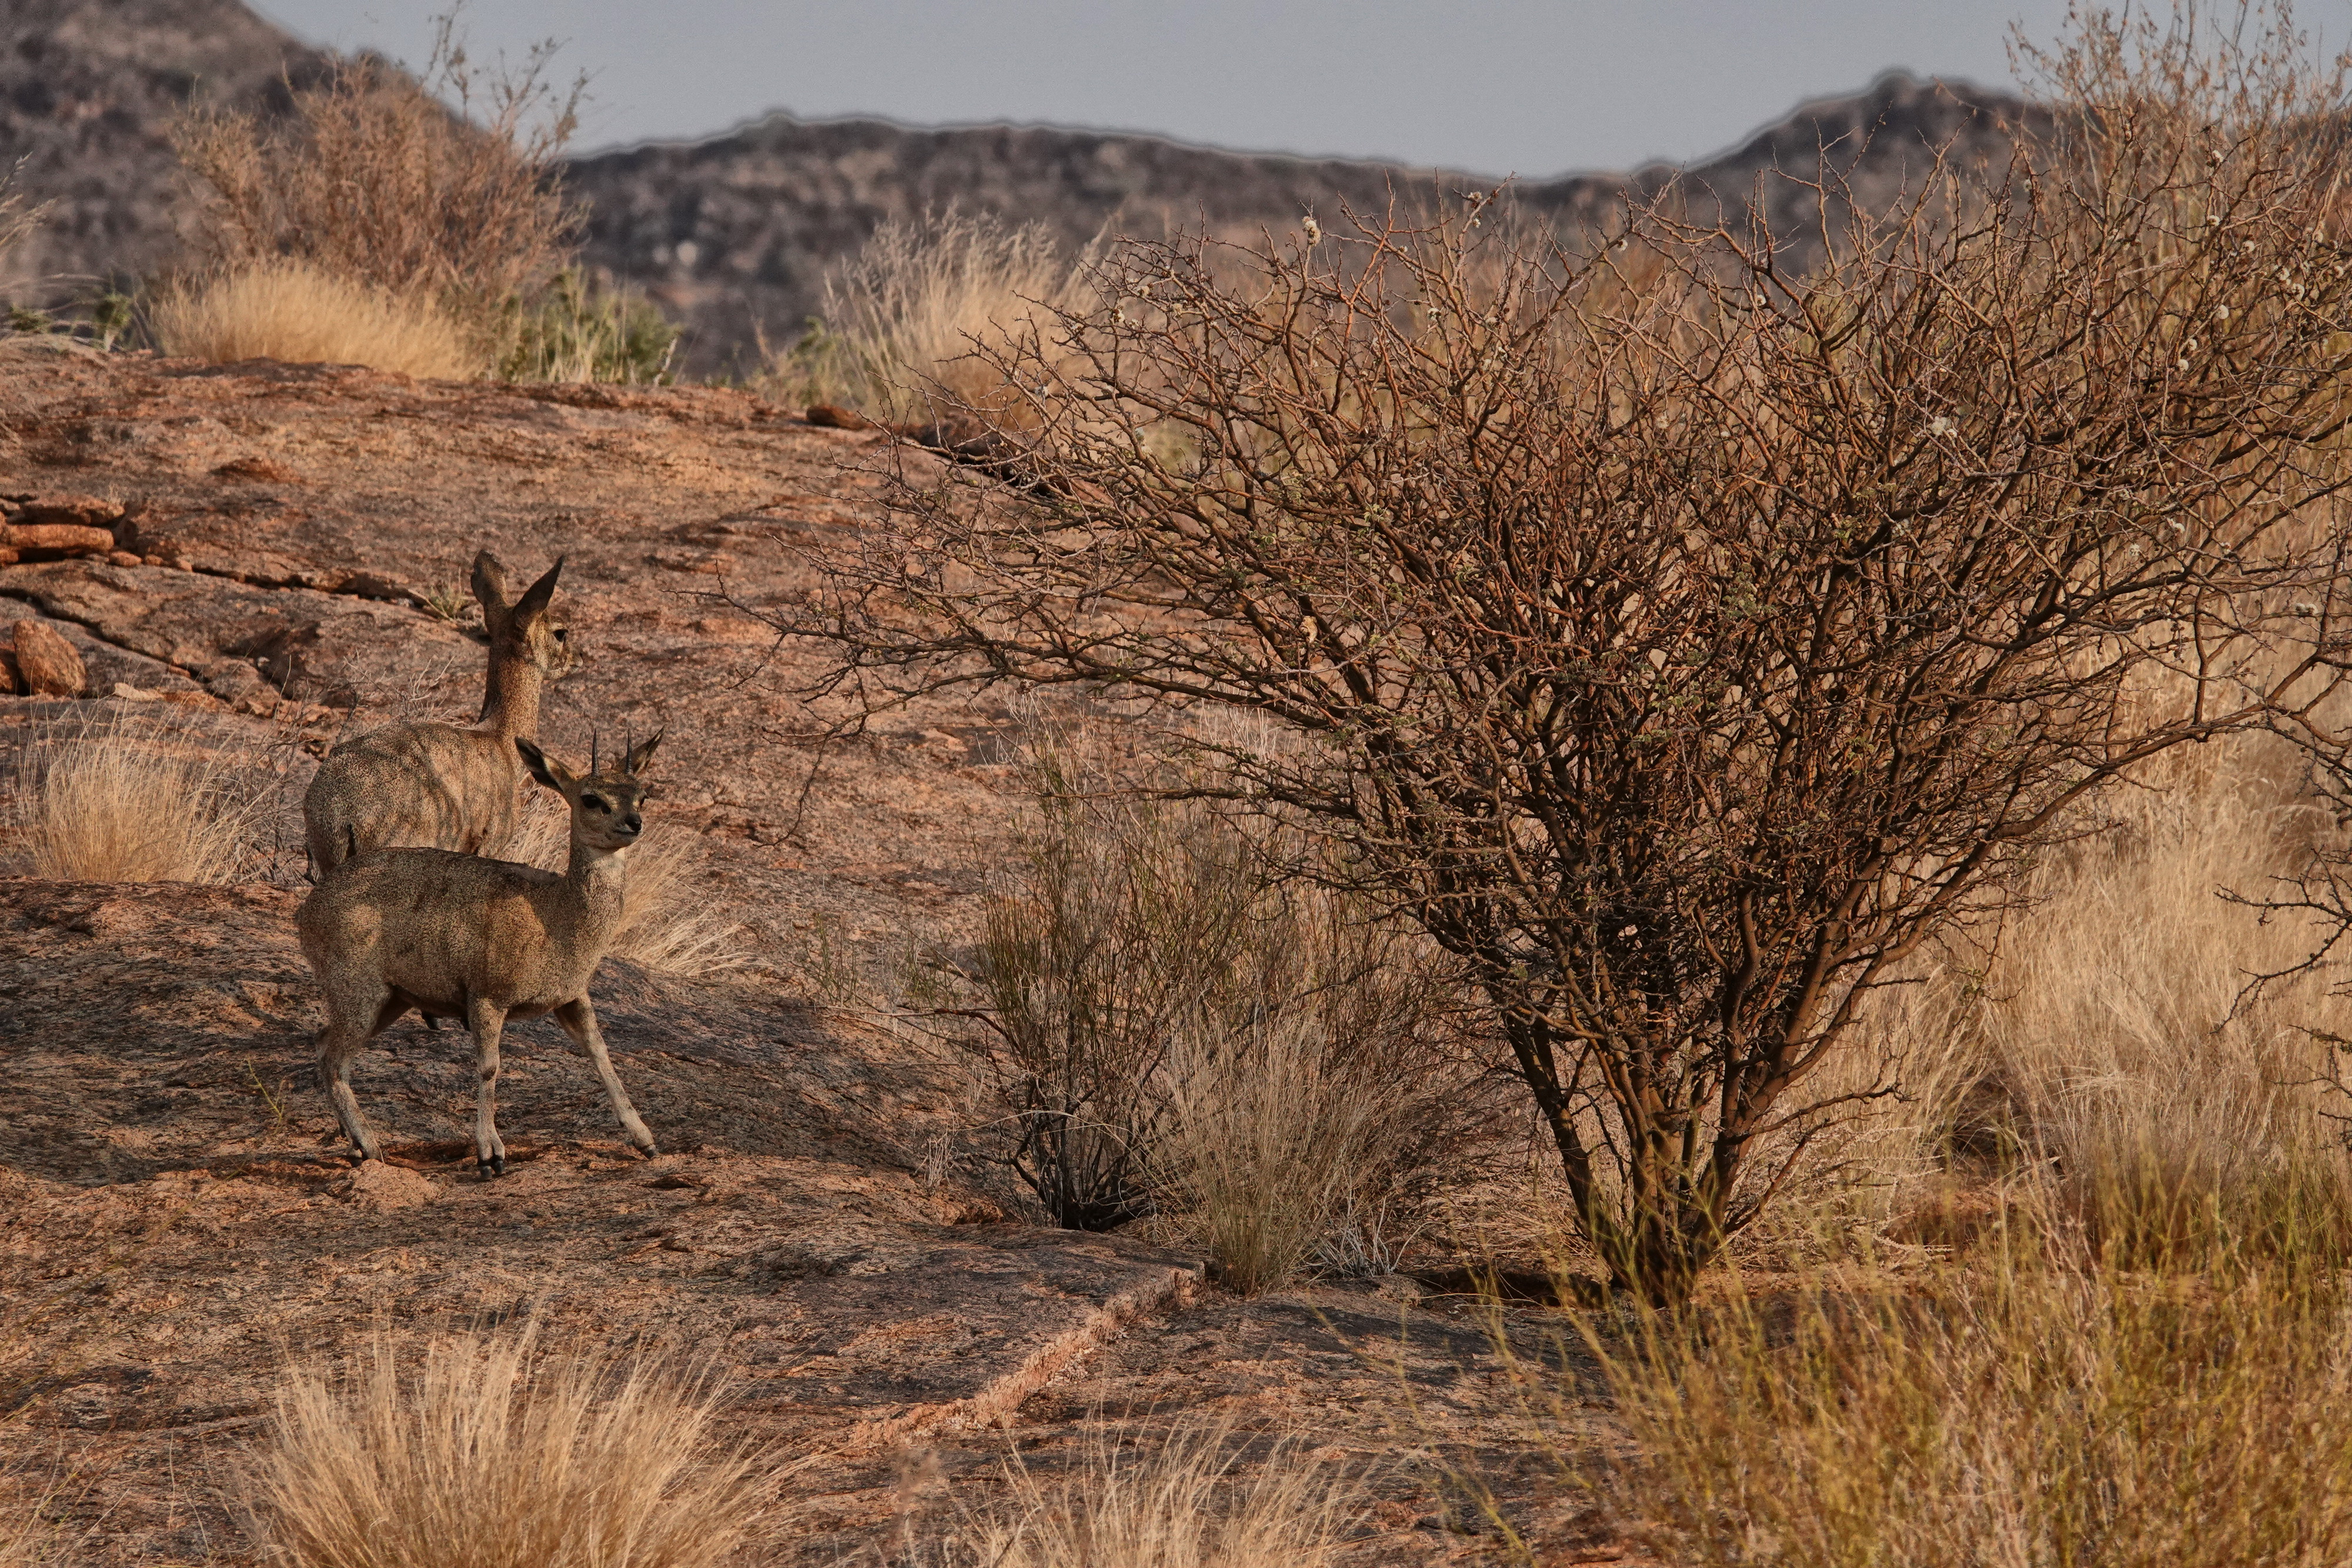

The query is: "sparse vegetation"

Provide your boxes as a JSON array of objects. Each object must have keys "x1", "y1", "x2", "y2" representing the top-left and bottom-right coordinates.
[
  {"x1": 0, "y1": 158, "x2": 49, "y2": 285},
  {"x1": 1583, "y1": 1246, "x2": 2352, "y2": 1567},
  {"x1": 947, "y1": 726, "x2": 1488, "y2": 1289},
  {"x1": 765, "y1": 2, "x2": 2352, "y2": 1303},
  {"x1": 495, "y1": 268, "x2": 680, "y2": 385},
  {"x1": 150, "y1": 259, "x2": 479, "y2": 379},
  {"x1": 10, "y1": 722, "x2": 264, "y2": 884},
  {"x1": 168, "y1": 17, "x2": 676, "y2": 380},
  {"x1": 243, "y1": 1334, "x2": 763, "y2": 1568}
]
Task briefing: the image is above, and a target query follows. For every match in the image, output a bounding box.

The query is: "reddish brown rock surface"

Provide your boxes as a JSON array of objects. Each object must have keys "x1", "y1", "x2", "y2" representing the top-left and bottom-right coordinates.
[
  {"x1": 0, "y1": 345, "x2": 1606, "y2": 1564},
  {"x1": 10, "y1": 614, "x2": 86, "y2": 696}
]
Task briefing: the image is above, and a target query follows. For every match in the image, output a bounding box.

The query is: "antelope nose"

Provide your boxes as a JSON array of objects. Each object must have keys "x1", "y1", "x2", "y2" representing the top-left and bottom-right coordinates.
[{"x1": 619, "y1": 814, "x2": 642, "y2": 837}]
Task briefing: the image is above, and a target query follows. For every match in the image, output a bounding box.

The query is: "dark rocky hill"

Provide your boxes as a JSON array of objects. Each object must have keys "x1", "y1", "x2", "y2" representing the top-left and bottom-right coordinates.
[
  {"x1": 572, "y1": 72, "x2": 2039, "y2": 374},
  {"x1": 0, "y1": 0, "x2": 328, "y2": 293},
  {"x1": 1, "y1": 1, "x2": 2040, "y2": 374}
]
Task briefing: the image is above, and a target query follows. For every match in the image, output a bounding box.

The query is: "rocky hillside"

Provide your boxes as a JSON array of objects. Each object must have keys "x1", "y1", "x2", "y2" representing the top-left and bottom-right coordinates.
[
  {"x1": 1, "y1": 1, "x2": 2040, "y2": 374},
  {"x1": 572, "y1": 72, "x2": 2037, "y2": 375},
  {"x1": 0, "y1": 0, "x2": 328, "y2": 293}
]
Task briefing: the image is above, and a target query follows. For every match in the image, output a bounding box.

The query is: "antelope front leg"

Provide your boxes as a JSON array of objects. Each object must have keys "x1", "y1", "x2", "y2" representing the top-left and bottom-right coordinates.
[
  {"x1": 554, "y1": 997, "x2": 657, "y2": 1157},
  {"x1": 466, "y1": 995, "x2": 510, "y2": 1178}
]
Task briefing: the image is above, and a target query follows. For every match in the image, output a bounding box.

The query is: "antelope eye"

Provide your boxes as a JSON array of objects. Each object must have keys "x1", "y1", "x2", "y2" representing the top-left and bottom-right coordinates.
[
  {"x1": 582, "y1": 794, "x2": 609, "y2": 813},
  {"x1": 553, "y1": 627, "x2": 570, "y2": 642}
]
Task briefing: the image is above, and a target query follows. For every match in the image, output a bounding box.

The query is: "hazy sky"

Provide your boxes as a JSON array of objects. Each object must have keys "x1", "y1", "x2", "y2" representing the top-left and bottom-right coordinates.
[{"x1": 249, "y1": 1, "x2": 2352, "y2": 175}]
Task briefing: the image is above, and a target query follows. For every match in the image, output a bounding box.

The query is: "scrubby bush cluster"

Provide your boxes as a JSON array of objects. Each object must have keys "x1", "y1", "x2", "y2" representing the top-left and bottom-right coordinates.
[
  {"x1": 933, "y1": 724, "x2": 1495, "y2": 1292},
  {"x1": 161, "y1": 19, "x2": 676, "y2": 382},
  {"x1": 765, "y1": 3, "x2": 2352, "y2": 1306}
]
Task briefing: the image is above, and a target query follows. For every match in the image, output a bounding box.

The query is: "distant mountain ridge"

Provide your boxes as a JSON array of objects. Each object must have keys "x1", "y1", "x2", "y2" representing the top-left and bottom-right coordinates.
[{"x1": 1, "y1": 1, "x2": 2041, "y2": 375}]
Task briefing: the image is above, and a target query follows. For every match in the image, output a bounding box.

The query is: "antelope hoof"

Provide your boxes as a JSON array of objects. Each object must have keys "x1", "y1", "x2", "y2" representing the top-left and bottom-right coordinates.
[{"x1": 478, "y1": 1152, "x2": 506, "y2": 1179}]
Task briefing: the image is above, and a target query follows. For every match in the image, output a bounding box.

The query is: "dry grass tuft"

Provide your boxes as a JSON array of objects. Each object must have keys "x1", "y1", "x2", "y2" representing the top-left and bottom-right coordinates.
[
  {"x1": 497, "y1": 797, "x2": 749, "y2": 977},
  {"x1": 151, "y1": 259, "x2": 479, "y2": 378},
  {"x1": 973, "y1": 1420, "x2": 1361, "y2": 1568},
  {"x1": 1591, "y1": 1251, "x2": 2352, "y2": 1566},
  {"x1": 952, "y1": 722, "x2": 1488, "y2": 1288},
  {"x1": 1966, "y1": 741, "x2": 2352, "y2": 1261},
  {"x1": 245, "y1": 1334, "x2": 763, "y2": 1568},
  {"x1": 10, "y1": 722, "x2": 263, "y2": 884},
  {"x1": 774, "y1": 209, "x2": 1089, "y2": 426},
  {"x1": 0, "y1": 156, "x2": 48, "y2": 286}
]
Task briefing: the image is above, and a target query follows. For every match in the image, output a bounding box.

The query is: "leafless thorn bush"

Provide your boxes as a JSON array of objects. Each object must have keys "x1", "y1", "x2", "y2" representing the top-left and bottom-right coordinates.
[{"x1": 760, "y1": 5, "x2": 2352, "y2": 1302}]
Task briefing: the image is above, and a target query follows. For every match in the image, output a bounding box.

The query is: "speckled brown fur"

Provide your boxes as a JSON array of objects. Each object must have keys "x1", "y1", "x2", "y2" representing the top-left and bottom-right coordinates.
[{"x1": 298, "y1": 734, "x2": 662, "y2": 1175}]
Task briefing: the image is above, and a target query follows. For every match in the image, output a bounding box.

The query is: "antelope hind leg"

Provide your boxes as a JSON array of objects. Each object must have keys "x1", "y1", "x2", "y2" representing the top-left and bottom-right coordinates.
[
  {"x1": 316, "y1": 1008, "x2": 387, "y2": 1162},
  {"x1": 466, "y1": 994, "x2": 510, "y2": 1178}
]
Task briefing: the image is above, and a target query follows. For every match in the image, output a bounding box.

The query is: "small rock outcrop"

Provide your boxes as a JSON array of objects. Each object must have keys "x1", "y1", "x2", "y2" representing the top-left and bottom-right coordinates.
[{"x1": 11, "y1": 617, "x2": 85, "y2": 696}]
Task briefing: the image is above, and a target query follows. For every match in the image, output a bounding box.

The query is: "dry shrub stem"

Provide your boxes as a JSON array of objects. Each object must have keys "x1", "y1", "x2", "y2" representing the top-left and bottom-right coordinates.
[
  {"x1": 245, "y1": 1334, "x2": 763, "y2": 1568},
  {"x1": 757, "y1": 7, "x2": 2352, "y2": 1302},
  {"x1": 951, "y1": 727, "x2": 1488, "y2": 1288}
]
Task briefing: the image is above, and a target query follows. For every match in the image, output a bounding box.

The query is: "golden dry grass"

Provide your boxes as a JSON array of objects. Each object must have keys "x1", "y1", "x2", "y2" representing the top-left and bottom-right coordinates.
[
  {"x1": 243, "y1": 1334, "x2": 763, "y2": 1568},
  {"x1": 10, "y1": 723, "x2": 262, "y2": 884},
  {"x1": 1963, "y1": 741, "x2": 2352, "y2": 1259},
  {"x1": 1589, "y1": 1252, "x2": 2352, "y2": 1566},
  {"x1": 1512, "y1": 730, "x2": 2352, "y2": 1556},
  {"x1": 152, "y1": 260, "x2": 479, "y2": 379},
  {"x1": 497, "y1": 795, "x2": 748, "y2": 977},
  {"x1": 776, "y1": 209, "x2": 1089, "y2": 426},
  {"x1": 171, "y1": 36, "x2": 577, "y2": 350},
  {"x1": 972, "y1": 1421, "x2": 1361, "y2": 1568}
]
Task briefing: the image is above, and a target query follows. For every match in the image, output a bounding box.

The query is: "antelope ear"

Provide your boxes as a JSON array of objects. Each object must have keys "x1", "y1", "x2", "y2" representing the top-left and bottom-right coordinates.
[
  {"x1": 512, "y1": 557, "x2": 565, "y2": 624},
  {"x1": 514, "y1": 737, "x2": 569, "y2": 792},
  {"x1": 472, "y1": 550, "x2": 511, "y2": 626},
  {"x1": 622, "y1": 730, "x2": 662, "y2": 777}
]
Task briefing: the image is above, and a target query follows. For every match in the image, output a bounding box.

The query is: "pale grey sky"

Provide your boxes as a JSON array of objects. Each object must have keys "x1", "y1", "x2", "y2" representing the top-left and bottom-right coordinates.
[{"x1": 249, "y1": 1, "x2": 2352, "y2": 174}]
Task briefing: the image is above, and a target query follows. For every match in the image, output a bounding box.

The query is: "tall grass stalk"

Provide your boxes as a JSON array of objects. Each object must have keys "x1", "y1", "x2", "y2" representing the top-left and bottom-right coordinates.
[
  {"x1": 1969, "y1": 740, "x2": 2352, "y2": 1261},
  {"x1": 975, "y1": 1420, "x2": 1361, "y2": 1568},
  {"x1": 777, "y1": 209, "x2": 1087, "y2": 425}
]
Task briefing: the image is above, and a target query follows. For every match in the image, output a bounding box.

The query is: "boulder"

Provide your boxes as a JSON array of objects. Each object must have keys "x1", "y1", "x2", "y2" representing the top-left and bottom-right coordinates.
[{"x1": 12, "y1": 619, "x2": 87, "y2": 697}]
